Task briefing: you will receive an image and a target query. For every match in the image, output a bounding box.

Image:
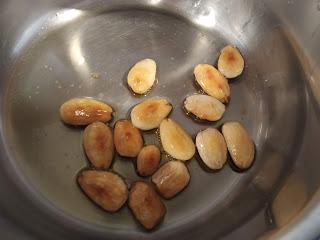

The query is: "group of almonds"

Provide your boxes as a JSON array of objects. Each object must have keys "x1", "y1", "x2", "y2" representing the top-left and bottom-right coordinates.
[{"x1": 59, "y1": 45, "x2": 255, "y2": 230}]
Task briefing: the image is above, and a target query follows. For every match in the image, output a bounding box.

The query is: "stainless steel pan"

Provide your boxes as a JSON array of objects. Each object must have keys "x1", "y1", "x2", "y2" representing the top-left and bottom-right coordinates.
[{"x1": 1, "y1": 0, "x2": 320, "y2": 239}]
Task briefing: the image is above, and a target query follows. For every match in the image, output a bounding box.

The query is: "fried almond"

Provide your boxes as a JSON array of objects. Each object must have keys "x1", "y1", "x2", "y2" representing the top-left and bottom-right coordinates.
[
  {"x1": 60, "y1": 98, "x2": 113, "y2": 125},
  {"x1": 196, "y1": 128, "x2": 227, "y2": 170},
  {"x1": 83, "y1": 122, "x2": 114, "y2": 169},
  {"x1": 137, "y1": 145, "x2": 161, "y2": 177},
  {"x1": 114, "y1": 120, "x2": 143, "y2": 157},
  {"x1": 222, "y1": 121, "x2": 255, "y2": 170},
  {"x1": 77, "y1": 170, "x2": 128, "y2": 212},
  {"x1": 159, "y1": 118, "x2": 195, "y2": 161},
  {"x1": 218, "y1": 45, "x2": 244, "y2": 79},
  {"x1": 152, "y1": 161, "x2": 190, "y2": 199},
  {"x1": 131, "y1": 98, "x2": 172, "y2": 130},
  {"x1": 127, "y1": 59, "x2": 157, "y2": 94},
  {"x1": 184, "y1": 94, "x2": 225, "y2": 121},
  {"x1": 129, "y1": 182, "x2": 166, "y2": 230},
  {"x1": 194, "y1": 64, "x2": 230, "y2": 103}
]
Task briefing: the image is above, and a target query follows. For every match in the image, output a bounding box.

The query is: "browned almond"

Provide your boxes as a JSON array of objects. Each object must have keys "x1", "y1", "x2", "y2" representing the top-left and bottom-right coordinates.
[
  {"x1": 83, "y1": 122, "x2": 114, "y2": 169},
  {"x1": 129, "y1": 182, "x2": 166, "y2": 230},
  {"x1": 77, "y1": 170, "x2": 128, "y2": 212},
  {"x1": 137, "y1": 145, "x2": 161, "y2": 177},
  {"x1": 151, "y1": 160, "x2": 190, "y2": 199},
  {"x1": 114, "y1": 120, "x2": 143, "y2": 157},
  {"x1": 60, "y1": 98, "x2": 113, "y2": 125},
  {"x1": 131, "y1": 98, "x2": 172, "y2": 130},
  {"x1": 194, "y1": 64, "x2": 230, "y2": 103},
  {"x1": 218, "y1": 45, "x2": 244, "y2": 79},
  {"x1": 159, "y1": 118, "x2": 195, "y2": 161}
]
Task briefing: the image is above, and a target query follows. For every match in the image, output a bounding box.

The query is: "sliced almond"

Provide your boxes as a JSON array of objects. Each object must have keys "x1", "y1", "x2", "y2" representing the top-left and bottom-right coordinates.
[
  {"x1": 159, "y1": 118, "x2": 195, "y2": 161},
  {"x1": 137, "y1": 145, "x2": 161, "y2": 177},
  {"x1": 218, "y1": 45, "x2": 244, "y2": 79},
  {"x1": 222, "y1": 121, "x2": 255, "y2": 170},
  {"x1": 152, "y1": 160, "x2": 190, "y2": 199},
  {"x1": 127, "y1": 59, "x2": 157, "y2": 94},
  {"x1": 114, "y1": 120, "x2": 143, "y2": 157},
  {"x1": 60, "y1": 98, "x2": 113, "y2": 125},
  {"x1": 194, "y1": 64, "x2": 230, "y2": 103},
  {"x1": 129, "y1": 182, "x2": 166, "y2": 230},
  {"x1": 83, "y1": 122, "x2": 114, "y2": 169},
  {"x1": 77, "y1": 170, "x2": 128, "y2": 212},
  {"x1": 184, "y1": 94, "x2": 225, "y2": 121},
  {"x1": 131, "y1": 98, "x2": 172, "y2": 130},
  {"x1": 196, "y1": 128, "x2": 227, "y2": 170}
]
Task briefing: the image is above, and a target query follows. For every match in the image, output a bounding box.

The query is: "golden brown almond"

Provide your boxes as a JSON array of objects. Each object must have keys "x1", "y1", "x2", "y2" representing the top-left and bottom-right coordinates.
[
  {"x1": 137, "y1": 145, "x2": 161, "y2": 177},
  {"x1": 83, "y1": 122, "x2": 114, "y2": 169},
  {"x1": 222, "y1": 121, "x2": 255, "y2": 170},
  {"x1": 77, "y1": 170, "x2": 128, "y2": 212},
  {"x1": 184, "y1": 94, "x2": 225, "y2": 121},
  {"x1": 129, "y1": 182, "x2": 166, "y2": 230},
  {"x1": 194, "y1": 64, "x2": 230, "y2": 103},
  {"x1": 159, "y1": 118, "x2": 195, "y2": 161},
  {"x1": 196, "y1": 128, "x2": 227, "y2": 170},
  {"x1": 127, "y1": 59, "x2": 157, "y2": 94},
  {"x1": 151, "y1": 160, "x2": 190, "y2": 199},
  {"x1": 131, "y1": 98, "x2": 172, "y2": 130},
  {"x1": 114, "y1": 120, "x2": 143, "y2": 157},
  {"x1": 218, "y1": 45, "x2": 244, "y2": 79},
  {"x1": 60, "y1": 98, "x2": 113, "y2": 125}
]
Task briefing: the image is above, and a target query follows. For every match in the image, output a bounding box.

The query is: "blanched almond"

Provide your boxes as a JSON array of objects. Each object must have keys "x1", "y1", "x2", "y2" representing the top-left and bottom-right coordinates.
[
  {"x1": 131, "y1": 98, "x2": 172, "y2": 130},
  {"x1": 77, "y1": 170, "x2": 128, "y2": 212},
  {"x1": 184, "y1": 94, "x2": 225, "y2": 121},
  {"x1": 137, "y1": 145, "x2": 161, "y2": 177},
  {"x1": 83, "y1": 122, "x2": 114, "y2": 169},
  {"x1": 194, "y1": 64, "x2": 230, "y2": 103},
  {"x1": 127, "y1": 59, "x2": 157, "y2": 94},
  {"x1": 151, "y1": 161, "x2": 190, "y2": 199},
  {"x1": 159, "y1": 118, "x2": 195, "y2": 161},
  {"x1": 114, "y1": 120, "x2": 143, "y2": 157},
  {"x1": 222, "y1": 121, "x2": 255, "y2": 170},
  {"x1": 129, "y1": 182, "x2": 166, "y2": 230},
  {"x1": 218, "y1": 45, "x2": 244, "y2": 79},
  {"x1": 196, "y1": 128, "x2": 227, "y2": 170},
  {"x1": 60, "y1": 98, "x2": 113, "y2": 125}
]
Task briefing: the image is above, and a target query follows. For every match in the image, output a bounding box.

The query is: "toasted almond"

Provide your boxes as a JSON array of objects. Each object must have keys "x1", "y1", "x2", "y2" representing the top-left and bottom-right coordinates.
[
  {"x1": 151, "y1": 160, "x2": 190, "y2": 199},
  {"x1": 129, "y1": 182, "x2": 166, "y2": 230},
  {"x1": 218, "y1": 45, "x2": 244, "y2": 79},
  {"x1": 77, "y1": 170, "x2": 128, "y2": 212},
  {"x1": 127, "y1": 59, "x2": 157, "y2": 94},
  {"x1": 194, "y1": 64, "x2": 230, "y2": 103},
  {"x1": 159, "y1": 118, "x2": 195, "y2": 161},
  {"x1": 83, "y1": 122, "x2": 114, "y2": 169},
  {"x1": 114, "y1": 120, "x2": 143, "y2": 157},
  {"x1": 137, "y1": 145, "x2": 161, "y2": 177},
  {"x1": 184, "y1": 94, "x2": 225, "y2": 121},
  {"x1": 60, "y1": 98, "x2": 113, "y2": 125},
  {"x1": 131, "y1": 98, "x2": 172, "y2": 130},
  {"x1": 196, "y1": 128, "x2": 227, "y2": 170},
  {"x1": 222, "y1": 121, "x2": 255, "y2": 170}
]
